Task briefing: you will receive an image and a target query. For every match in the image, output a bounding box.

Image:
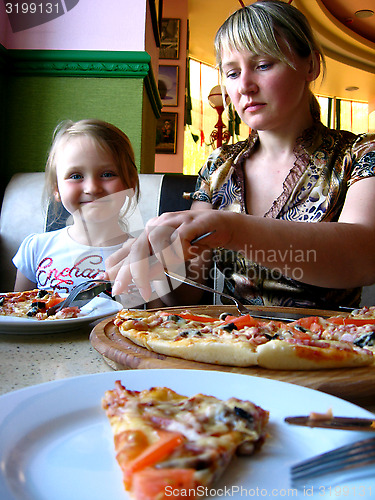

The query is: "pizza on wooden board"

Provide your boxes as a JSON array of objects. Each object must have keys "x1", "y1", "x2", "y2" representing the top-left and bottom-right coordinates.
[
  {"x1": 102, "y1": 380, "x2": 269, "y2": 500},
  {"x1": 113, "y1": 307, "x2": 375, "y2": 370},
  {"x1": 0, "y1": 289, "x2": 80, "y2": 320}
]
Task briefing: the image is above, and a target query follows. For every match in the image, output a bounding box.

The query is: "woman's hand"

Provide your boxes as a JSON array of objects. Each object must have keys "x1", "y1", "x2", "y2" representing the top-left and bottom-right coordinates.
[{"x1": 106, "y1": 209, "x2": 232, "y2": 299}]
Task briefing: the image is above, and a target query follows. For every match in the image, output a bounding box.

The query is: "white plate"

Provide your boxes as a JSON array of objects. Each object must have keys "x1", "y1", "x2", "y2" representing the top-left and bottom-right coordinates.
[
  {"x1": 0, "y1": 296, "x2": 121, "y2": 334},
  {"x1": 0, "y1": 370, "x2": 374, "y2": 500}
]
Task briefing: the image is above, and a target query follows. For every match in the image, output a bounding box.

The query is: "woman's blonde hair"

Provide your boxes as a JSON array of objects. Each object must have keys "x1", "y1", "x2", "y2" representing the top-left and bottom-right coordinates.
[
  {"x1": 214, "y1": 0, "x2": 325, "y2": 119},
  {"x1": 45, "y1": 119, "x2": 140, "y2": 225}
]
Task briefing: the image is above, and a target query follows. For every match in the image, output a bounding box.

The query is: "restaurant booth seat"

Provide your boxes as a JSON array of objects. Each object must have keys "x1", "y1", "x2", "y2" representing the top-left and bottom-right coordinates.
[
  {"x1": 1, "y1": 172, "x2": 375, "y2": 307},
  {"x1": 0, "y1": 172, "x2": 197, "y2": 293}
]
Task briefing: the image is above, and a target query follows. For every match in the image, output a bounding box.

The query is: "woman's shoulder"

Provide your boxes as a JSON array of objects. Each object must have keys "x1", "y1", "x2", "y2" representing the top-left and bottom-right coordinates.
[
  {"x1": 350, "y1": 131, "x2": 375, "y2": 152},
  {"x1": 204, "y1": 135, "x2": 256, "y2": 173},
  {"x1": 300, "y1": 122, "x2": 374, "y2": 163},
  {"x1": 315, "y1": 122, "x2": 374, "y2": 149},
  {"x1": 331, "y1": 128, "x2": 375, "y2": 160}
]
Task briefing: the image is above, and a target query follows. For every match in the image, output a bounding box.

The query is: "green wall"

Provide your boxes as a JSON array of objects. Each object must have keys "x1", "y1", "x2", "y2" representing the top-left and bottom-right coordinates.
[
  {"x1": 6, "y1": 76, "x2": 144, "y2": 175},
  {"x1": 1, "y1": 48, "x2": 161, "y2": 194}
]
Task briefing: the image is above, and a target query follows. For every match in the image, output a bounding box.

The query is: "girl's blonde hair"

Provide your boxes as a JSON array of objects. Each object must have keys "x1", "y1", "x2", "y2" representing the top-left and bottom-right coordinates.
[
  {"x1": 214, "y1": 0, "x2": 325, "y2": 119},
  {"x1": 45, "y1": 119, "x2": 140, "y2": 225}
]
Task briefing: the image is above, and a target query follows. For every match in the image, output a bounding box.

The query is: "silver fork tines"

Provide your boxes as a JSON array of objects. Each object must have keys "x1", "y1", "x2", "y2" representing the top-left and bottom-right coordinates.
[
  {"x1": 164, "y1": 270, "x2": 249, "y2": 315},
  {"x1": 291, "y1": 437, "x2": 375, "y2": 487},
  {"x1": 163, "y1": 270, "x2": 302, "y2": 321}
]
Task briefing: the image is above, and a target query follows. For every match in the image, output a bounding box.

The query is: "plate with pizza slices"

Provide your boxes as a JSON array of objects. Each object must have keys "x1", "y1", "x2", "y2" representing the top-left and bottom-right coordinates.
[
  {"x1": 0, "y1": 369, "x2": 374, "y2": 500},
  {"x1": 0, "y1": 289, "x2": 122, "y2": 334}
]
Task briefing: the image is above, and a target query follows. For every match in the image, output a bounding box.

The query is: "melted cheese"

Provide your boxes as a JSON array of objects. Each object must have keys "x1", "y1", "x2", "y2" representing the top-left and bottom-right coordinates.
[{"x1": 103, "y1": 383, "x2": 269, "y2": 458}]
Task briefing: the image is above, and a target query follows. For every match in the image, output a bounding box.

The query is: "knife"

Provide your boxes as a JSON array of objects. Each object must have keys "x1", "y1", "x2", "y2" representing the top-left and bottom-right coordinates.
[
  {"x1": 243, "y1": 308, "x2": 313, "y2": 322},
  {"x1": 285, "y1": 416, "x2": 375, "y2": 432},
  {"x1": 46, "y1": 280, "x2": 112, "y2": 316}
]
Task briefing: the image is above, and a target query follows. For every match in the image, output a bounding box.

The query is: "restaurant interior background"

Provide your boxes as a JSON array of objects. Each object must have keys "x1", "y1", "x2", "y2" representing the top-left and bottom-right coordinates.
[
  {"x1": 184, "y1": 0, "x2": 375, "y2": 175},
  {"x1": 0, "y1": 0, "x2": 374, "y2": 198}
]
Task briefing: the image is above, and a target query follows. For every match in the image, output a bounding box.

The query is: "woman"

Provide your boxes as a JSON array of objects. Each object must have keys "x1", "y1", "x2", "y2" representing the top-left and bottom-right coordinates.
[{"x1": 107, "y1": 0, "x2": 375, "y2": 309}]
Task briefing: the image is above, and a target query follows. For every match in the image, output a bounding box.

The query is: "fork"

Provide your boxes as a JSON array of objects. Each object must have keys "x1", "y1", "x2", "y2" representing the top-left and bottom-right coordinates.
[
  {"x1": 164, "y1": 270, "x2": 251, "y2": 315},
  {"x1": 164, "y1": 270, "x2": 303, "y2": 321},
  {"x1": 291, "y1": 436, "x2": 375, "y2": 487},
  {"x1": 46, "y1": 279, "x2": 112, "y2": 316}
]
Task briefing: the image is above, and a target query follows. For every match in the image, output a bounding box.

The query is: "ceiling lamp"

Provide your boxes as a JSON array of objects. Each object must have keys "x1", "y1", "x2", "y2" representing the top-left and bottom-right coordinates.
[{"x1": 354, "y1": 9, "x2": 374, "y2": 18}]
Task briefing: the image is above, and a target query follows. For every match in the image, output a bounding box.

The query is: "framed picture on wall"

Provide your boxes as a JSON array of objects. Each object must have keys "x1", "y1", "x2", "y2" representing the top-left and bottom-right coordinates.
[
  {"x1": 158, "y1": 65, "x2": 179, "y2": 106},
  {"x1": 160, "y1": 18, "x2": 180, "y2": 59},
  {"x1": 148, "y1": 0, "x2": 163, "y2": 46},
  {"x1": 156, "y1": 112, "x2": 178, "y2": 154}
]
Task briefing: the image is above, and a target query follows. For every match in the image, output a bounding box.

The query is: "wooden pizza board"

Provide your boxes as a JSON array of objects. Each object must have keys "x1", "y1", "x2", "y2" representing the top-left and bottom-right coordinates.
[{"x1": 90, "y1": 305, "x2": 375, "y2": 408}]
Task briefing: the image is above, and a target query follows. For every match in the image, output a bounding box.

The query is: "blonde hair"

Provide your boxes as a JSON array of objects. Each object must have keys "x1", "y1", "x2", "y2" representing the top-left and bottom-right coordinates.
[
  {"x1": 214, "y1": 0, "x2": 325, "y2": 119},
  {"x1": 45, "y1": 119, "x2": 140, "y2": 225}
]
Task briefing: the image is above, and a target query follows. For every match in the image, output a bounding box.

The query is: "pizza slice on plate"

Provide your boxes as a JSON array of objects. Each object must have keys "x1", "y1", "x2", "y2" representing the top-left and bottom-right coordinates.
[
  {"x1": 102, "y1": 381, "x2": 269, "y2": 500},
  {"x1": 0, "y1": 289, "x2": 80, "y2": 320}
]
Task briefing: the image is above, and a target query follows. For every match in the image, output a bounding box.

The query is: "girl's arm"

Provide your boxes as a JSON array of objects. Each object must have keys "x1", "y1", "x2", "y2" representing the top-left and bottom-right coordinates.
[{"x1": 14, "y1": 270, "x2": 37, "y2": 292}]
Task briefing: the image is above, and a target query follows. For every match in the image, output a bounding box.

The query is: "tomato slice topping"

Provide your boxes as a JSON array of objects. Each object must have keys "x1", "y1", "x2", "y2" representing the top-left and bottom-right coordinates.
[
  {"x1": 131, "y1": 467, "x2": 196, "y2": 500},
  {"x1": 289, "y1": 316, "x2": 325, "y2": 334},
  {"x1": 123, "y1": 431, "x2": 184, "y2": 488},
  {"x1": 222, "y1": 314, "x2": 262, "y2": 329},
  {"x1": 177, "y1": 312, "x2": 219, "y2": 323},
  {"x1": 328, "y1": 317, "x2": 375, "y2": 326},
  {"x1": 44, "y1": 296, "x2": 65, "y2": 309}
]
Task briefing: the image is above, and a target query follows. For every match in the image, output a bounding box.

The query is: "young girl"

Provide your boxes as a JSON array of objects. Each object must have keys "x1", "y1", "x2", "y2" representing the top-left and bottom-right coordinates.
[
  {"x1": 13, "y1": 119, "x2": 144, "y2": 301},
  {"x1": 106, "y1": 0, "x2": 375, "y2": 310}
]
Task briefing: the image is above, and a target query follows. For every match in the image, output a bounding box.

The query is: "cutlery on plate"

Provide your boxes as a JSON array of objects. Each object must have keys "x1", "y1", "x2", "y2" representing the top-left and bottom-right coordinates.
[
  {"x1": 285, "y1": 415, "x2": 375, "y2": 432},
  {"x1": 164, "y1": 270, "x2": 307, "y2": 321},
  {"x1": 46, "y1": 280, "x2": 113, "y2": 316},
  {"x1": 291, "y1": 436, "x2": 375, "y2": 487}
]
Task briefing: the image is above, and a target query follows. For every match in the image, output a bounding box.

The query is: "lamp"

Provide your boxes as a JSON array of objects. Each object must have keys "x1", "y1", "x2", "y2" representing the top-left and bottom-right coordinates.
[{"x1": 208, "y1": 85, "x2": 231, "y2": 148}]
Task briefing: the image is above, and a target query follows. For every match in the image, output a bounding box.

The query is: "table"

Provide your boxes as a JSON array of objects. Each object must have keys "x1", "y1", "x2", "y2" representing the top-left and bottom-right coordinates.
[
  {"x1": 1, "y1": 320, "x2": 374, "y2": 415},
  {"x1": 0, "y1": 322, "x2": 113, "y2": 396}
]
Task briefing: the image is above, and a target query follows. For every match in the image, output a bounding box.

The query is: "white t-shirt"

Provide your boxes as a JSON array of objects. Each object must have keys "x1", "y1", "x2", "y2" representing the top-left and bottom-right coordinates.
[{"x1": 12, "y1": 227, "x2": 149, "y2": 308}]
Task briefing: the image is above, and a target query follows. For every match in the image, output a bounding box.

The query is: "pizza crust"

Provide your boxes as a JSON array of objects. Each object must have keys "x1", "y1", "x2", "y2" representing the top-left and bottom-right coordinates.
[{"x1": 127, "y1": 331, "x2": 259, "y2": 366}]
